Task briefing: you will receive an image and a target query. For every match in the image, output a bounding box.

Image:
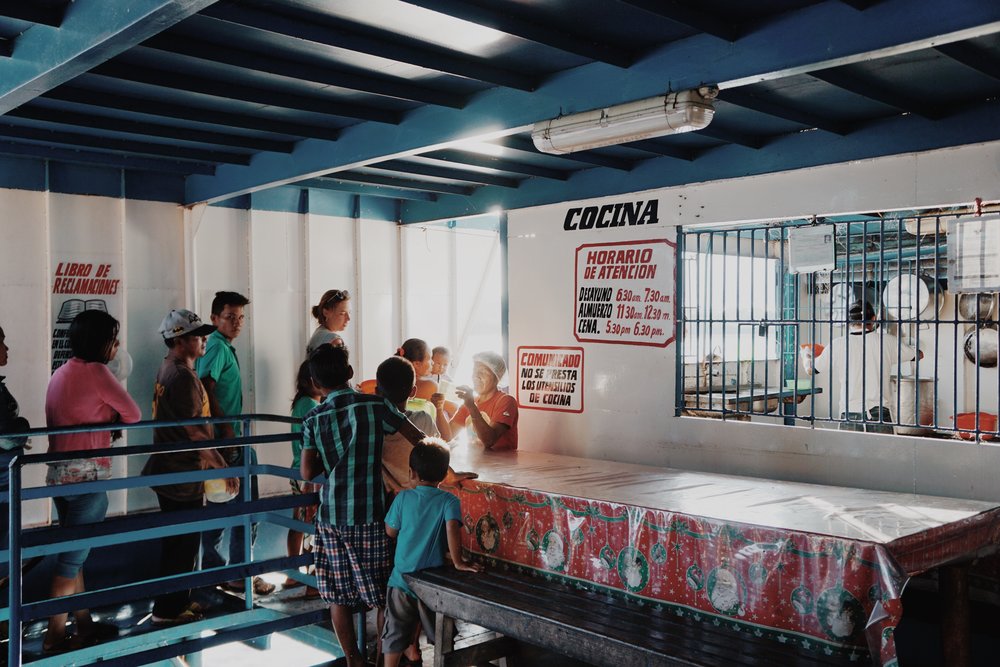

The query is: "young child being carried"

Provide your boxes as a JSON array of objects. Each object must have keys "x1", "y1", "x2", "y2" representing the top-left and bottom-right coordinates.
[
  {"x1": 300, "y1": 345, "x2": 428, "y2": 667},
  {"x1": 381, "y1": 439, "x2": 483, "y2": 667}
]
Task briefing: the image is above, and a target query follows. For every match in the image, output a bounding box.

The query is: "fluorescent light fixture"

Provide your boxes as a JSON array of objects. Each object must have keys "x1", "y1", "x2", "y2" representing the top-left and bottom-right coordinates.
[{"x1": 531, "y1": 85, "x2": 719, "y2": 154}]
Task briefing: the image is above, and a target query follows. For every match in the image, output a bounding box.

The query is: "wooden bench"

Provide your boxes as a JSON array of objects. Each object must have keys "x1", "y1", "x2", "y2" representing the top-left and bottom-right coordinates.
[{"x1": 406, "y1": 567, "x2": 864, "y2": 667}]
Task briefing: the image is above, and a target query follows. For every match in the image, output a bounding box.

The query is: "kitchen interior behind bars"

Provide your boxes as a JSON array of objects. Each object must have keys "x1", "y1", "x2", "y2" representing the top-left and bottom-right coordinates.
[{"x1": 679, "y1": 209, "x2": 1000, "y2": 440}]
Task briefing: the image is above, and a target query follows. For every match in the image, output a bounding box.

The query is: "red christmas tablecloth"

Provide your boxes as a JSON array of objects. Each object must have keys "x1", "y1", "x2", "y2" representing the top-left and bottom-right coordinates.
[{"x1": 448, "y1": 449, "x2": 1000, "y2": 666}]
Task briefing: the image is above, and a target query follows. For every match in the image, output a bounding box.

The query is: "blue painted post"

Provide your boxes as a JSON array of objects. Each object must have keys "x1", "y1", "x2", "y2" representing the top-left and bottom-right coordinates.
[
  {"x1": 8, "y1": 454, "x2": 21, "y2": 667},
  {"x1": 242, "y1": 417, "x2": 253, "y2": 609}
]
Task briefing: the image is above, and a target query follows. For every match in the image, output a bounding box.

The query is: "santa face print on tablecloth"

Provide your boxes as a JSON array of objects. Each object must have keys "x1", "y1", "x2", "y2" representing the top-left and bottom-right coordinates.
[{"x1": 475, "y1": 514, "x2": 501, "y2": 554}]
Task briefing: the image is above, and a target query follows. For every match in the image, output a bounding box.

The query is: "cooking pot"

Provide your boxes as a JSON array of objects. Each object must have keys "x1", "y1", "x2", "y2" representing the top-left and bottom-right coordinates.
[
  {"x1": 963, "y1": 323, "x2": 999, "y2": 368},
  {"x1": 882, "y1": 273, "x2": 940, "y2": 321},
  {"x1": 891, "y1": 376, "x2": 936, "y2": 436}
]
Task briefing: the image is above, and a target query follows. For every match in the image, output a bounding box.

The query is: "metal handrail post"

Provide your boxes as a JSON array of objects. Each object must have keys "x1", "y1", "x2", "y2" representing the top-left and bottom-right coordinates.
[
  {"x1": 242, "y1": 417, "x2": 253, "y2": 609},
  {"x1": 8, "y1": 454, "x2": 22, "y2": 667}
]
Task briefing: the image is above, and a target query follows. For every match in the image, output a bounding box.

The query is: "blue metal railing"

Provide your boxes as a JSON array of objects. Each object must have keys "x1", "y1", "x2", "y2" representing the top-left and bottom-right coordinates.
[{"x1": 1, "y1": 414, "x2": 327, "y2": 666}]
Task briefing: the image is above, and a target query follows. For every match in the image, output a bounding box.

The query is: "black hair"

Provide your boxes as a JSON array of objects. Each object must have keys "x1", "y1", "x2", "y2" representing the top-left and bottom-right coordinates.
[
  {"x1": 432, "y1": 346, "x2": 449, "y2": 357},
  {"x1": 164, "y1": 332, "x2": 205, "y2": 349},
  {"x1": 848, "y1": 302, "x2": 876, "y2": 323},
  {"x1": 211, "y1": 291, "x2": 250, "y2": 316},
  {"x1": 311, "y1": 289, "x2": 350, "y2": 324},
  {"x1": 409, "y1": 437, "x2": 450, "y2": 483},
  {"x1": 309, "y1": 344, "x2": 352, "y2": 389},
  {"x1": 69, "y1": 310, "x2": 119, "y2": 363},
  {"x1": 292, "y1": 359, "x2": 317, "y2": 409},
  {"x1": 397, "y1": 338, "x2": 429, "y2": 364},
  {"x1": 376, "y1": 356, "x2": 415, "y2": 405}
]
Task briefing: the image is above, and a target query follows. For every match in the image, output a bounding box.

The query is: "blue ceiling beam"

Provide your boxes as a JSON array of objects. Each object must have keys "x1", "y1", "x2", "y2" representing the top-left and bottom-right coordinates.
[
  {"x1": 8, "y1": 105, "x2": 296, "y2": 153},
  {"x1": 934, "y1": 42, "x2": 1000, "y2": 82},
  {"x1": 399, "y1": 99, "x2": 1000, "y2": 223},
  {"x1": 422, "y1": 150, "x2": 572, "y2": 181},
  {"x1": 298, "y1": 178, "x2": 436, "y2": 202},
  {"x1": 399, "y1": 0, "x2": 636, "y2": 67},
  {"x1": 625, "y1": 140, "x2": 700, "y2": 161},
  {"x1": 0, "y1": 2, "x2": 69, "y2": 27},
  {"x1": 0, "y1": 141, "x2": 215, "y2": 175},
  {"x1": 720, "y1": 91, "x2": 852, "y2": 135},
  {"x1": 185, "y1": 0, "x2": 1000, "y2": 204},
  {"x1": 0, "y1": 0, "x2": 218, "y2": 115},
  {"x1": 202, "y1": 4, "x2": 536, "y2": 91},
  {"x1": 809, "y1": 67, "x2": 949, "y2": 119},
  {"x1": 697, "y1": 125, "x2": 766, "y2": 150},
  {"x1": 0, "y1": 124, "x2": 250, "y2": 164},
  {"x1": 374, "y1": 160, "x2": 522, "y2": 189},
  {"x1": 334, "y1": 171, "x2": 476, "y2": 196},
  {"x1": 46, "y1": 86, "x2": 341, "y2": 141},
  {"x1": 143, "y1": 31, "x2": 467, "y2": 109},
  {"x1": 91, "y1": 60, "x2": 401, "y2": 125},
  {"x1": 619, "y1": 0, "x2": 740, "y2": 42}
]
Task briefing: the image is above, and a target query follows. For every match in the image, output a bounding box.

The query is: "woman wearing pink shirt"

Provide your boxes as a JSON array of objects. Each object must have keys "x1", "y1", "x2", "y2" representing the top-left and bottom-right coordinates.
[{"x1": 43, "y1": 310, "x2": 140, "y2": 654}]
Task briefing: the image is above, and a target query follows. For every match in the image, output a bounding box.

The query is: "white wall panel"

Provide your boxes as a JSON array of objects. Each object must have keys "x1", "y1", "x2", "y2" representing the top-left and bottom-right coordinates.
[
  {"x1": 507, "y1": 140, "x2": 1000, "y2": 501},
  {"x1": 355, "y1": 220, "x2": 400, "y2": 380},
  {"x1": 0, "y1": 189, "x2": 51, "y2": 524},
  {"x1": 124, "y1": 199, "x2": 184, "y2": 510},
  {"x1": 401, "y1": 226, "x2": 452, "y2": 347},
  {"x1": 249, "y1": 209, "x2": 307, "y2": 494}
]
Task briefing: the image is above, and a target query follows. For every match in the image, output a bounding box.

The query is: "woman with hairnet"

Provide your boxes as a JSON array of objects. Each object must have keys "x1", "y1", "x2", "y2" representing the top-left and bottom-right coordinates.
[{"x1": 435, "y1": 351, "x2": 518, "y2": 450}]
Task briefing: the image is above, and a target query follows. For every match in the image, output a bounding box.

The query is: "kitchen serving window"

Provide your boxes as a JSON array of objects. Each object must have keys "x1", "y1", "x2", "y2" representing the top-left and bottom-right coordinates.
[{"x1": 676, "y1": 210, "x2": 1000, "y2": 440}]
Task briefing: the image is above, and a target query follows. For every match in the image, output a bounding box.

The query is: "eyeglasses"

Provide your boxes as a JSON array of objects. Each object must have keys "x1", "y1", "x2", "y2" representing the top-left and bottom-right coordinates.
[{"x1": 219, "y1": 314, "x2": 246, "y2": 323}]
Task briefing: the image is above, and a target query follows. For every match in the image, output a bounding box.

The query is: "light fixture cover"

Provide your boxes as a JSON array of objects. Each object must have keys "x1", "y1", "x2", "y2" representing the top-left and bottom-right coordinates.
[{"x1": 531, "y1": 86, "x2": 718, "y2": 154}]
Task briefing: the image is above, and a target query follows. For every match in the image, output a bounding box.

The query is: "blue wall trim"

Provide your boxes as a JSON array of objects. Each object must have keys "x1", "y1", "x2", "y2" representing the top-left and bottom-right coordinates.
[
  {"x1": 0, "y1": 156, "x2": 46, "y2": 191},
  {"x1": 48, "y1": 162, "x2": 123, "y2": 197}
]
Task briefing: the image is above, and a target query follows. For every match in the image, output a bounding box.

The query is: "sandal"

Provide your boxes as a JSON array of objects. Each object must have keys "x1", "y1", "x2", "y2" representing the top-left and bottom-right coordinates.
[
  {"x1": 254, "y1": 577, "x2": 276, "y2": 595},
  {"x1": 223, "y1": 577, "x2": 276, "y2": 595},
  {"x1": 151, "y1": 603, "x2": 205, "y2": 627}
]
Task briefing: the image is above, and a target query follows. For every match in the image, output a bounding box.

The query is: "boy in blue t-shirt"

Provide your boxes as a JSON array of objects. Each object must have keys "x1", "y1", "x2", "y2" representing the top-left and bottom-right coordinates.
[{"x1": 381, "y1": 438, "x2": 482, "y2": 667}]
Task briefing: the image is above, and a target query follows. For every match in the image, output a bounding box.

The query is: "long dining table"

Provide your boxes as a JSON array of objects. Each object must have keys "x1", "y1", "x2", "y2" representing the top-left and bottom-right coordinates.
[{"x1": 446, "y1": 447, "x2": 1000, "y2": 666}]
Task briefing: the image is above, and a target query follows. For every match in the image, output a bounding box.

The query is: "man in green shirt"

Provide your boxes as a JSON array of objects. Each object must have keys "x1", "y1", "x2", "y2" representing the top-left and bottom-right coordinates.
[{"x1": 196, "y1": 290, "x2": 274, "y2": 596}]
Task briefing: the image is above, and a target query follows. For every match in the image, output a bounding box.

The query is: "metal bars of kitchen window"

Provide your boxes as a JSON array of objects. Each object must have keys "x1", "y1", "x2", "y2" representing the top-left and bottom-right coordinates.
[{"x1": 675, "y1": 214, "x2": 1000, "y2": 440}]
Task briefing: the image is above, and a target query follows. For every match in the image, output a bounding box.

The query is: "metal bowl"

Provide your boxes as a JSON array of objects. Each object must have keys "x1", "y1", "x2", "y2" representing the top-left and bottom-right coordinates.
[
  {"x1": 964, "y1": 323, "x2": 999, "y2": 368},
  {"x1": 957, "y1": 292, "x2": 996, "y2": 321}
]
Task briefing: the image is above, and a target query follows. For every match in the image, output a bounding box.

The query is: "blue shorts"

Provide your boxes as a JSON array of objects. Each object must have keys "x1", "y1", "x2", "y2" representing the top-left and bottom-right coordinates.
[{"x1": 52, "y1": 492, "x2": 108, "y2": 578}]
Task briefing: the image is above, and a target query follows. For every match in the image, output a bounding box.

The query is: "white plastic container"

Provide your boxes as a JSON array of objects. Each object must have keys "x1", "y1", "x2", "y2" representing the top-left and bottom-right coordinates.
[{"x1": 205, "y1": 478, "x2": 238, "y2": 503}]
